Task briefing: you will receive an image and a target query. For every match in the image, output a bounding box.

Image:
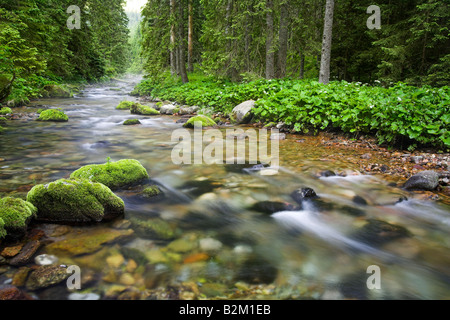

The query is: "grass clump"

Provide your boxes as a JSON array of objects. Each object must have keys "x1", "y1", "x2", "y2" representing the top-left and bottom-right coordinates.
[{"x1": 37, "y1": 109, "x2": 69, "y2": 122}]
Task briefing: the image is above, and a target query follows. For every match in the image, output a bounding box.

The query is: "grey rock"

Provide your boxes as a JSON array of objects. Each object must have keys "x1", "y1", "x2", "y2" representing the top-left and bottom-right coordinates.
[
  {"x1": 232, "y1": 100, "x2": 255, "y2": 123},
  {"x1": 404, "y1": 170, "x2": 439, "y2": 190},
  {"x1": 410, "y1": 156, "x2": 423, "y2": 164},
  {"x1": 160, "y1": 104, "x2": 179, "y2": 115},
  {"x1": 179, "y1": 106, "x2": 199, "y2": 115}
]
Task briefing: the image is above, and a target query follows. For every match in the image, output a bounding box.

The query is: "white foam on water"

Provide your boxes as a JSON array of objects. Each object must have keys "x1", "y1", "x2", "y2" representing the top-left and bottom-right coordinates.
[
  {"x1": 272, "y1": 209, "x2": 389, "y2": 258},
  {"x1": 319, "y1": 174, "x2": 378, "y2": 184},
  {"x1": 392, "y1": 200, "x2": 450, "y2": 227}
]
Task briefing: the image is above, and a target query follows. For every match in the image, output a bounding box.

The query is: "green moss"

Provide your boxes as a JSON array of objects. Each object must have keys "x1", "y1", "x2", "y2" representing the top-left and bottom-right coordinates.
[
  {"x1": 142, "y1": 185, "x2": 161, "y2": 198},
  {"x1": 156, "y1": 102, "x2": 163, "y2": 108},
  {"x1": 123, "y1": 119, "x2": 141, "y2": 125},
  {"x1": 131, "y1": 217, "x2": 176, "y2": 240},
  {"x1": 0, "y1": 107, "x2": 12, "y2": 115},
  {"x1": 0, "y1": 126, "x2": 4, "y2": 134},
  {"x1": 183, "y1": 115, "x2": 217, "y2": 128},
  {"x1": 37, "y1": 109, "x2": 69, "y2": 122},
  {"x1": 27, "y1": 179, "x2": 125, "y2": 223},
  {"x1": 116, "y1": 101, "x2": 135, "y2": 110},
  {"x1": 130, "y1": 103, "x2": 160, "y2": 116},
  {"x1": 0, "y1": 197, "x2": 37, "y2": 236},
  {"x1": 36, "y1": 109, "x2": 45, "y2": 114},
  {"x1": 70, "y1": 159, "x2": 149, "y2": 190},
  {"x1": 0, "y1": 117, "x2": 6, "y2": 124},
  {"x1": 0, "y1": 217, "x2": 7, "y2": 239},
  {"x1": 264, "y1": 122, "x2": 277, "y2": 128}
]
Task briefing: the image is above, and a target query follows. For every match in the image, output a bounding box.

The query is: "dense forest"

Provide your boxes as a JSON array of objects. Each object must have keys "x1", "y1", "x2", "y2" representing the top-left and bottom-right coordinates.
[
  {"x1": 0, "y1": 0, "x2": 130, "y2": 104},
  {"x1": 139, "y1": 0, "x2": 449, "y2": 86}
]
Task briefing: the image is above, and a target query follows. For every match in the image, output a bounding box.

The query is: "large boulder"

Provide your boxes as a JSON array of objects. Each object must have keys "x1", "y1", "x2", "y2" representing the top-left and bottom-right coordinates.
[
  {"x1": 183, "y1": 115, "x2": 216, "y2": 128},
  {"x1": 70, "y1": 159, "x2": 149, "y2": 190},
  {"x1": 27, "y1": 179, "x2": 125, "y2": 223},
  {"x1": 232, "y1": 100, "x2": 256, "y2": 124},
  {"x1": 0, "y1": 197, "x2": 37, "y2": 238},
  {"x1": 404, "y1": 170, "x2": 439, "y2": 191}
]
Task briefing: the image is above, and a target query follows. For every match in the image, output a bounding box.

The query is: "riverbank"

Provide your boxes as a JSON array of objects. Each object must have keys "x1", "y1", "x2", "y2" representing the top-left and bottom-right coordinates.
[{"x1": 132, "y1": 75, "x2": 450, "y2": 152}]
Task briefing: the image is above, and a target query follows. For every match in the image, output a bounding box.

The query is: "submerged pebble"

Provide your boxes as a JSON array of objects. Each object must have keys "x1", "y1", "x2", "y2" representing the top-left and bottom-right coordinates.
[{"x1": 34, "y1": 254, "x2": 59, "y2": 266}]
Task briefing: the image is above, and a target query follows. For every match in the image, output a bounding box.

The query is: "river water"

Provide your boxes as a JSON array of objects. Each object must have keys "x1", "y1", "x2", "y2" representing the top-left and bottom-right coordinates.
[{"x1": 1, "y1": 77, "x2": 449, "y2": 300}]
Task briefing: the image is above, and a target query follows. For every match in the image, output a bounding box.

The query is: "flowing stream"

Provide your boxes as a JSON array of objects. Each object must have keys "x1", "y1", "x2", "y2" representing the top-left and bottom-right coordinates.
[{"x1": 1, "y1": 77, "x2": 449, "y2": 300}]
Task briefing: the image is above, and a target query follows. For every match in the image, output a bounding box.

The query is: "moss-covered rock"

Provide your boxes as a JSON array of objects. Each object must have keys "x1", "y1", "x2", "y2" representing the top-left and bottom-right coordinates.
[
  {"x1": 131, "y1": 217, "x2": 176, "y2": 240},
  {"x1": 26, "y1": 265, "x2": 70, "y2": 290},
  {"x1": 46, "y1": 228, "x2": 134, "y2": 256},
  {"x1": 183, "y1": 115, "x2": 216, "y2": 128},
  {"x1": 116, "y1": 101, "x2": 134, "y2": 110},
  {"x1": 123, "y1": 119, "x2": 141, "y2": 126},
  {"x1": 70, "y1": 159, "x2": 149, "y2": 190},
  {"x1": 37, "y1": 109, "x2": 69, "y2": 122},
  {"x1": 0, "y1": 197, "x2": 37, "y2": 237},
  {"x1": 27, "y1": 179, "x2": 125, "y2": 223},
  {"x1": 0, "y1": 107, "x2": 12, "y2": 115},
  {"x1": 142, "y1": 185, "x2": 162, "y2": 198},
  {"x1": 43, "y1": 84, "x2": 72, "y2": 98},
  {"x1": 130, "y1": 103, "x2": 160, "y2": 116}
]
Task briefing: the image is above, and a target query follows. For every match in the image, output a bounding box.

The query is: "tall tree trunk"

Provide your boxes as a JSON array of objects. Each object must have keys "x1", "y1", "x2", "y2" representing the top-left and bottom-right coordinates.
[
  {"x1": 299, "y1": 53, "x2": 305, "y2": 79},
  {"x1": 420, "y1": 10, "x2": 430, "y2": 76},
  {"x1": 187, "y1": 0, "x2": 194, "y2": 72},
  {"x1": 170, "y1": 0, "x2": 177, "y2": 76},
  {"x1": 225, "y1": 0, "x2": 238, "y2": 80},
  {"x1": 265, "y1": 0, "x2": 275, "y2": 79},
  {"x1": 319, "y1": 0, "x2": 334, "y2": 85},
  {"x1": 244, "y1": 5, "x2": 251, "y2": 72},
  {"x1": 277, "y1": 0, "x2": 289, "y2": 78},
  {"x1": 178, "y1": 0, "x2": 189, "y2": 83}
]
